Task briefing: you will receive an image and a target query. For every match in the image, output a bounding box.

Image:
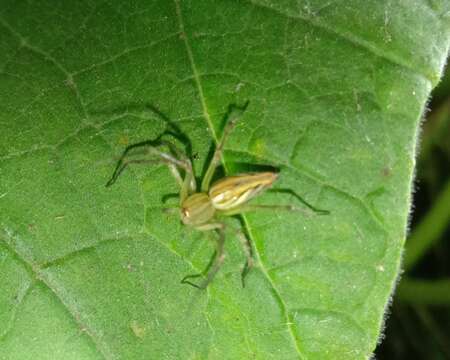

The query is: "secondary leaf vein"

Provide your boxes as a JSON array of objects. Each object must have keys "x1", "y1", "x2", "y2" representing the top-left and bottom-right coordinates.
[
  {"x1": 246, "y1": 0, "x2": 433, "y2": 84},
  {"x1": 0, "y1": 234, "x2": 113, "y2": 359}
]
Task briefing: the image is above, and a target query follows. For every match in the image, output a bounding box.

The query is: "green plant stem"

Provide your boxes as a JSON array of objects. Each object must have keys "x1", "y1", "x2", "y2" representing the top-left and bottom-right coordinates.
[
  {"x1": 404, "y1": 178, "x2": 450, "y2": 270},
  {"x1": 397, "y1": 278, "x2": 450, "y2": 305}
]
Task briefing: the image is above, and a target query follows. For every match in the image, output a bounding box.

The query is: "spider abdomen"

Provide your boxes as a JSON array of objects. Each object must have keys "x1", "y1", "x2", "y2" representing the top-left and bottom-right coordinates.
[{"x1": 209, "y1": 172, "x2": 278, "y2": 210}]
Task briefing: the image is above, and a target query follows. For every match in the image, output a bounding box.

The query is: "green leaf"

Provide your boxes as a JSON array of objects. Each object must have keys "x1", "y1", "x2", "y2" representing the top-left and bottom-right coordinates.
[{"x1": 0, "y1": 1, "x2": 448, "y2": 359}]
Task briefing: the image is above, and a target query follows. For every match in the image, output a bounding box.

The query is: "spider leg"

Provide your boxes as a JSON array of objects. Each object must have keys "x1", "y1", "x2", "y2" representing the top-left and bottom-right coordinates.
[
  {"x1": 217, "y1": 204, "x2": 312, "y2": 217},
  {"x1": 90, "y1": 103, "x2": 194, "y2": 159},
  {"x1": 201, "y1": 102, "x2": 249, "y2": 192},
  {"x1": 236, "y1": 229, "x2": 253, "y2": 288},
  {"x1": 156, "y1": 138, "x2": 190, "y2": 166},
  {"x1": 106, "y1": 140, "x2": 196, "y2": 197},
  {"x1": 106, "y1": 158, "x2": 163, "y2": 187},
  {"x1": 268, "y1": 188, "x2": 330, "y2": 215},
  {"x1": 179, "y1": 160, "x2": 195, "y2": 204},
  {"x1": 181, "y1": 223, "x2": 226, "y2": 289},
  {"x1": 218, "y1": 203, "x2": 329, "y2": 217}
]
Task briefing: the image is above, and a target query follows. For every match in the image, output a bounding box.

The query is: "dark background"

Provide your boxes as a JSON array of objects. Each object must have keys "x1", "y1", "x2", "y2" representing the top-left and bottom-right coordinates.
[{"x1": 376, "y1": 63, "x2": 450, "y2": 358}]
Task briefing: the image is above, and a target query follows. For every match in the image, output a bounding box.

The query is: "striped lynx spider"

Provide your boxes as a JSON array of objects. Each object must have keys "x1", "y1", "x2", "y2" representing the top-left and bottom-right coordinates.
[{"x1": 106, "y1": 102, "x2": 327, "y2": 289}]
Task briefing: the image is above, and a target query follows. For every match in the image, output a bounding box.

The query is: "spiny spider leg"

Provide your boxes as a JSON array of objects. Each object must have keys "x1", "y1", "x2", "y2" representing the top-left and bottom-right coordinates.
[
  {"x1": 158, "y1": 137, "x2": 197, "y2": 199},
  {"x1": 156, "y1": 134, "x2": 191, "y2": 164},
  {"x1": 236, "y1": 229, "x2": 253, "y2": 288},
  {"x1": 214, "y1": 187, "x2": 330, "y2": 217},
  {"x1": 179, "y1": 255, "x2": 214, "y2": 289},
  {"x1": 267, "y1": 188, "x2": 330, "y2": 215},
  {"x1": 221, "y1": 199, "x2": 328, "y2": 287},
  {"x1": 201, "y1": 101, "x2": 249, "y2": 192},
  {"x1": 139, "y1": 138, "x2": 197, "y2": 198},
  {"x1": 218, "y1": 204, "x2": 315, "y2": 217},
  {"x1": 106, "y1": 140, "x2": 196, "y2": 198},
  {"x1": 106, "y1": 158, "x2": 164, "y2": 187},
  {"x1": 181, "y1": 223, "x2": 226, "y2": 289}
]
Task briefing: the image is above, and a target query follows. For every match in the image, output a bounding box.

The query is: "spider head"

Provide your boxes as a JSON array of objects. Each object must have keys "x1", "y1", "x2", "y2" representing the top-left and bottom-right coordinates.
[{"x1": 180, "y1": 193, "x2": 215, "y2": 227}]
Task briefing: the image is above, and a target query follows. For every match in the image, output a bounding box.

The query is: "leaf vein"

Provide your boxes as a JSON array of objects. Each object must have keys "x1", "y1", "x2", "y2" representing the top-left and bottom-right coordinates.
[{"x1": 0, "y1": 233, "x2": 113, "y2": 359}]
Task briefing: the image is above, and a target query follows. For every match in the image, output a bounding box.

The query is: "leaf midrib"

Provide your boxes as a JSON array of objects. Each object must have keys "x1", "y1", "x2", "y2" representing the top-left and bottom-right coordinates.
[{"x1": 173, "y1": 0, "x2": 305, "y2": 358}]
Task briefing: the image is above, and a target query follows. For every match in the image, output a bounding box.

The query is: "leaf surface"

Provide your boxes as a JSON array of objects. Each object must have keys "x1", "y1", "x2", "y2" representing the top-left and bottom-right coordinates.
[{"x1": 0, "y1": 1, "x2": 449, "y2": 359}]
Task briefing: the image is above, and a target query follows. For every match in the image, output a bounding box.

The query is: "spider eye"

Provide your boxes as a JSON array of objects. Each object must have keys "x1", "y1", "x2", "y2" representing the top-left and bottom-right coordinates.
[{"x1": 182, "y1": 208, "x2": 190, "y2": 218}]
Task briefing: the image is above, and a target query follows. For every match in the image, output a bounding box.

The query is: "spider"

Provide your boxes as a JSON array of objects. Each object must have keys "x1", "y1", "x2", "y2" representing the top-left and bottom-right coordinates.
[{"x1": 106, "y1": 102, "x2": 328, "y2": 289}]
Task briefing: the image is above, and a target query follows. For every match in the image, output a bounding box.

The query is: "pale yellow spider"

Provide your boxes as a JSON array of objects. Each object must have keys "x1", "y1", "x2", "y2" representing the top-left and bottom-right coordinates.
[{"x1": 106, "y1": 102, "x2": 328, "y2": 289}]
